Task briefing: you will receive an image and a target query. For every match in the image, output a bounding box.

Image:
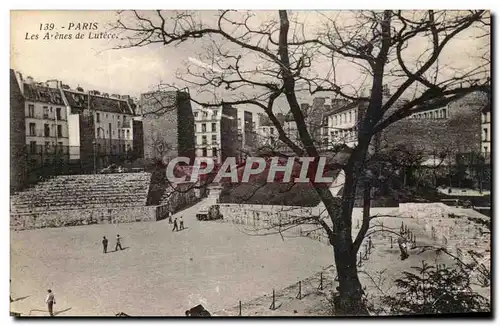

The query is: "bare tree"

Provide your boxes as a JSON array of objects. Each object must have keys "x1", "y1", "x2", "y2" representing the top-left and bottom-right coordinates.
[{"x1": 112, "y1": 10, "x2": 490, "y2": 315}]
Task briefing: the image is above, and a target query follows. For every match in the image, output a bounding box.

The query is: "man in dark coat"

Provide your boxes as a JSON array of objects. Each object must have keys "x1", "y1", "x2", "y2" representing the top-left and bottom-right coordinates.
[
  {"x1": 102, "y1": 236, "x2": 108, "y2": 254},
  {"x1": 172, "y1": 217, "x2": 179, "y2": 232},
  {"x1": 115, "y1": 234, "x2": 123, "y2": 251}
]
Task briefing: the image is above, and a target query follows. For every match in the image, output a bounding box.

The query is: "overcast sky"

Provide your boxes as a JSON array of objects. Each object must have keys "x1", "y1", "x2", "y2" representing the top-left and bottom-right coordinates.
[{"x1": 11, "y1": 10, "x2": 489, "y2": 114}]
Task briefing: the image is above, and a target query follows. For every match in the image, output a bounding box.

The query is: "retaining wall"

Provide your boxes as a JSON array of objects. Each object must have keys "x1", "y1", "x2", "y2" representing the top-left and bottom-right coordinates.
[{"x1": 11, "y1": 205, "x2": 158, "y2": 230}]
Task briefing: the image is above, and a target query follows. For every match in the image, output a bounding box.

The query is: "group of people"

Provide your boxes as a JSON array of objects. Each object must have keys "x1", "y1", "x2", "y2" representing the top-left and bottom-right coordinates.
[
  {"x1": 168, "y1": 212, "x2": 185, "y2": 232},
  {"x1": 102, "y1": 234, "x2": 123, "y2": 254}
]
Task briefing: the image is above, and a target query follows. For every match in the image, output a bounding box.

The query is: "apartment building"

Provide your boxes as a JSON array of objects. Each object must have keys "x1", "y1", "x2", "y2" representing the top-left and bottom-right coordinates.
[
  {"x1": 15, "y1": 74, "x2": 71, "y2": 167},
  {"x1": 193, "y1": 105, "x2": 222, "y2": 163},
  {"x1": 481, "y1": 102, "x2": 491, "y2": 160},
  {"x1": 63, "y1": 88, "x2": 136, "y2": 172}
]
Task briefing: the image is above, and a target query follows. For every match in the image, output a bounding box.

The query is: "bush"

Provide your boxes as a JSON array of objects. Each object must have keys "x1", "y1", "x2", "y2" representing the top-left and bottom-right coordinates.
[{"x1": 382, "y1": 261, "x2": 490, "y2": 315}]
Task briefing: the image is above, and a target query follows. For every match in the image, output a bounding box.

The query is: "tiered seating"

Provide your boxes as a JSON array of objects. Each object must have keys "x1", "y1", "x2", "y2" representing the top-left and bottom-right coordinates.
[{"x1": 11, "y1": 173, "x2": 151, "y2": 214}]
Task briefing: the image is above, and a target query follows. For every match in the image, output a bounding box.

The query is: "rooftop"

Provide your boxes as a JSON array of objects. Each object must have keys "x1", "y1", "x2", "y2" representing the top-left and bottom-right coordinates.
[{"x1": 23, "y1": 83, "x2": 65, "y2": 106}]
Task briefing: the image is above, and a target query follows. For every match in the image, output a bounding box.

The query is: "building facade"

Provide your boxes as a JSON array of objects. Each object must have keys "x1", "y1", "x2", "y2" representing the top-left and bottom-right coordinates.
[
  {"x1": 10, "y1": 69, "x2": 27, "y2": 191},
  {"x1": 481, "y1": 102, "x2": 491, "y2": 160},
  {"x1": 139, "y1": 90, "x2": 195, "y2": 165},
  {"x1": 64, "y1": 88, "x2": 136, "y2": 172},
  {"x1": 193, "y1": 105, "x2": 222, "y2": 163},
  {"x1": 14, "y1": 73, "x2": 72, "y2": 179}
]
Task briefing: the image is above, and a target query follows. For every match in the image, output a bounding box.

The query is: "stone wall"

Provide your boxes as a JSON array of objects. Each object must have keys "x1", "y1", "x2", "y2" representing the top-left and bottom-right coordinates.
[
  {"x1": 11, "y1": 206, "x2": 158, "y2": 230},
  {"x1": 216, "y1": 204, "x2": 330, "y2": 245}
]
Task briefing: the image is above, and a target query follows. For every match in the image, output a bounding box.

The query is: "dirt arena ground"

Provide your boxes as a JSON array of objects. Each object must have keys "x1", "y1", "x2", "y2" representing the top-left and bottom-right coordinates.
[{"x1": 10, "y1": 200, "x2": 333, "y2": 316}]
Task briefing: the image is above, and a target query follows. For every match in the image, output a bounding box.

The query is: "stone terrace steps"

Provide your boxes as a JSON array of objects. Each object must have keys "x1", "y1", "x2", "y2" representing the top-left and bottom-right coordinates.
[{"x1": 11, "y1": 172, "x2": 152, "y2": 214}]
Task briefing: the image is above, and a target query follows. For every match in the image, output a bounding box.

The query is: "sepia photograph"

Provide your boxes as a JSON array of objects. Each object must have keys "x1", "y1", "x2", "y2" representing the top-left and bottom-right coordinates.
[{"x1": 8, "y1": 8, "x2": 491, "y2": 317}]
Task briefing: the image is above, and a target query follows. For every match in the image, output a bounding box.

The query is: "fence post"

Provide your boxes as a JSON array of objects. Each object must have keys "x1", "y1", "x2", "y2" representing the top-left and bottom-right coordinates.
[
  {"x1": 296, "y1": 281, "x2": 302, "y2": 300},
  {"x1": 269, "y1": 289, "x2": 276, "y2": 310},
  {"x1": 390, "y1": 236, "x2": 393, "y2": 248},
  {"x1": 239, "y1": 300, "x2": 242, "y2": 316}
]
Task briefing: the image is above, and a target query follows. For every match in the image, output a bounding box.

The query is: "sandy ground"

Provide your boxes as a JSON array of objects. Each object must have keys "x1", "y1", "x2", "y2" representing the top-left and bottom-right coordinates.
[
  {"x1": 10, "y1": 199, "x2": 334, "y2": 316},
  {"x1": 10, "y1": 200, "x2": 490, "y2": 316}
]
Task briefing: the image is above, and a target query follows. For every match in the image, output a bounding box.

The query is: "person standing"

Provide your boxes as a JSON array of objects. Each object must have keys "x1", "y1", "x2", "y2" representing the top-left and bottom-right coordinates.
[
  {"x1": 398, "y1": 231, "x2": 409, "y2": 260},
  {"x1": 172, "y1": 217, "x2": 178, "y2": 232},
  {"x1": 46, "y1": 289, "x2": 56, "y2": 316},
  {"x1": 179, "y1": 216, "x2": 184, "y2": 230},
  {"x1": 168, "y1": 211, "x2": 172, "y2": 224},
  {"x1": 115, "y1": 234, "x2": 123, "y2": 251},
  {"x1": 102, "y1": 236, "x2": 108, "y2": 254}
]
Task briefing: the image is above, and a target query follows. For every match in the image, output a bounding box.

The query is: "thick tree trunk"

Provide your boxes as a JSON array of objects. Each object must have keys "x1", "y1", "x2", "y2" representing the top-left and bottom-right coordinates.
[{"x1": 333, "y1": 234, "x2": 368, "y2": 315}]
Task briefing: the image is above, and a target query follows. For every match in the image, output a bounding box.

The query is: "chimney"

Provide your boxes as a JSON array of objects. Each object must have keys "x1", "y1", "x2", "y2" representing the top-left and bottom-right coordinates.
[
  {"x1": 15, "y1": 71, "x2": 24, "y2": 94},
  {"x1": 45, "y1": 79, "x2": 59, "y2": 89}
]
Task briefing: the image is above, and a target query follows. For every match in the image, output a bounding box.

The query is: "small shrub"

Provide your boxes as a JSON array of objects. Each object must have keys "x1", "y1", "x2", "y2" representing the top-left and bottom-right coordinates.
[{"x1": 382, "y1": 261, "x2": 489, "y2": 315}]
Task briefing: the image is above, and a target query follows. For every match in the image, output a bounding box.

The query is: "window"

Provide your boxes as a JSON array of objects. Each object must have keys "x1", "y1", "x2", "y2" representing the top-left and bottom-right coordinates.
[
  {"x1": 43, "y1": 106, "x2": 49, "y2": 119},
  {"x1": 117, "y1": 121, "x2": 120, "y2": 128},
  {"x1": 202, "y1": 124, "x2": 207, "y2": 132},
  {"x1": 484, "y1": 146, "x2": 488, "y2": 153},
  {"x1": 29, "y1": 123, "x2": 36, "y2": 136},
  {"x1": 212, "y1": 110, "x2": 218, "y2": 118},
  {"x1": 28, "y1": 104, "x2": 35, "y2": 118},
  {"x1": 442, "y1": 109, "x2": 447, "y2": 119},
  {"x1": 57, "y1": 125, "x2": 62, "y2": 137},
  {"x1": 44, "y1": 124, "x2": 50, "y2": 137},
  {"x1": 212, "y1": 147, "x2": 218, "y2": 157},
  {"x1": 106, "y1": 114, "x2": 109, "y2": 119},
  {"x1": 211, "y1": 123, "x2": 216, "y2": 132},
  {"x1": 270, "y1": 128, "x2": 274, "y2": 135},
  {"x1": 56, "y1": 107, "x2": 62, "y2": 120},
  {"x1": 202, "y1": 148, "x2": 208, "y2": 157},
  {"x1": 349, "y1": 111, "x2": 352, "y2": 123},
  {"x1": 29, "y1": 141, "x2": 36, "y2": 153},
  {"x1": 194, "y1": 112, "x2": 198, "y2": 118},
  {"x1": 202, "y1": 135, "x2": 207, "y2": 145},
  {"x1": 44, "y1": 141, "x2": 50, "y2": 152},
  {"x1": 96, "y1": 113, "x2": 100, "y2": 123},
  {"x1": 203, "y1": 111, "x2": 208, "y2": 118},
  {"x1": 126, "y1": 130, "x2": 130, "y2": 139},
  {"x1": 483, "y1": 128, "x2": 488, "y2": 141},
  {"x1": 211, "y1": 135, "x2": 217, "y2": 144}
]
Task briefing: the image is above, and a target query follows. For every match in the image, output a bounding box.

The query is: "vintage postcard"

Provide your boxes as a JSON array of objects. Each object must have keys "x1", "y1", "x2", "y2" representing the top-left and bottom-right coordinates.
[{"x1": 9, "y1": 10, "x2": 491, "y2": 317}]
